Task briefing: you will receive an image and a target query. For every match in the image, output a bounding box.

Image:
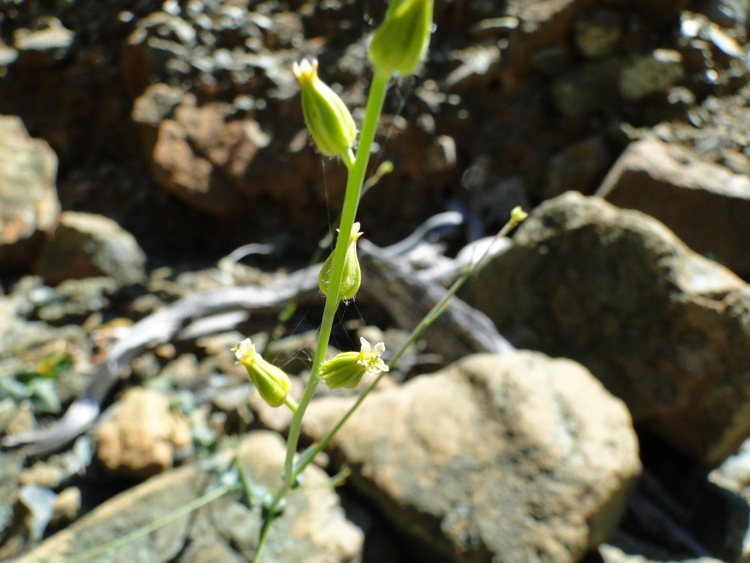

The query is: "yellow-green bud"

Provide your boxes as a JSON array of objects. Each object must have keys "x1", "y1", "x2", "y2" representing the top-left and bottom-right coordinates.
[
  {"x1": 368, "y1": 0, "x2": 433, "y2": 76},
  {"x1": 232, "y1": 338, "x2": 291, "y2": 407},
  {"x1": 319, "y1": 223, "x2": 363, "y2": 300},
  {"x1": 320, "y1": 337, "x2": 389, "y2": 389},
  {"x1": 293, "y1": 58, "x2": 357, "y2": 158},
  {"x1": 510, "y1": 206, "x2": 528, "y2": 224}
]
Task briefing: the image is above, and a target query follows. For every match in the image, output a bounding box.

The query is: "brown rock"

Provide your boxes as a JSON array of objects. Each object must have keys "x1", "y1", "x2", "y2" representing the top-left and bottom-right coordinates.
[
  {"x1": 463, "y1": 192, "x2": 750, "y2": 466},
  {"x1": 0, "y1": 115, "x2": 60, "y2": 272},
  {"x1": 597, "y1": 138, "x2": 750, "y2": 280},
  {"x1": 95, "y1": 387, "x2": 191, "y2": 479},
  {"x1": 304, "y1": 352, "x2": 640, "y2": 563},
  {"x1": 150, "y1": 96, "x2": 270, "y2": 218},
  {"x1": 545, "y1": 135, "x2": 611, "y2": 199}
]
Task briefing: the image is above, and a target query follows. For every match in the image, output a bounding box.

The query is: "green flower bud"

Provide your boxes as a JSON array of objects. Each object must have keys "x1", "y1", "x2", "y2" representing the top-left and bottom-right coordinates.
[
  {"x1": 510, "y1": 206, "x2": 528, "y2": 224},
  {"x1": 232, "y1": 338, "x2": 291, "y2": 407},
  {"x1": 319, "y1": 222, "x2": 363, "y2": 300},
  {"x1": 320, "y1": 337, "x2": 389, "y2": 389},
  {"x1": 293, "y1": 58, "x2": 357, "y2": 159},
  {"x1": 368, "y1": 0, "x2": 433, "y2": 76}
]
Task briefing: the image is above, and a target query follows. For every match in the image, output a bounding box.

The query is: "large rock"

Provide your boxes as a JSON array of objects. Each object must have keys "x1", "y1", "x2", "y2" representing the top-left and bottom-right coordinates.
[
  {"x1": 149, "y1": 96, "x2": 271, "y2": 218},
  {"x1": 18, "y1": 431, "x2": 364, "y2": 562},
  {"x1": 0, "y1": 115, "x2": 60, "y2": 272},
  {"x1": 463, "y1": 192, "x2": 750, "y2": 467},
  {"x1": 35, "y1": 211, "x2": 146, "y2": 287},
  {"x1": 304, "y1": 352, "x2": 640, "y2": 563},
  {"x1": 597, "y1": 138, "x2": 750, "y2": 280}
]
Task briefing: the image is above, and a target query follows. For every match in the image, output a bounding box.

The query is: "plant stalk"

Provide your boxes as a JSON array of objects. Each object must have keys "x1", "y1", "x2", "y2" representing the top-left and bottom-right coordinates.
[{"x1": 253, "y1": 68, "x2": 391, "y2": 562}]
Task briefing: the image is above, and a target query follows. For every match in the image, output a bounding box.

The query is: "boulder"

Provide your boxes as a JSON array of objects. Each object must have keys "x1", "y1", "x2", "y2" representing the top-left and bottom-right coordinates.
[
  {"x1": 463, "y1": 192, "x2": 750, "y2": 466},
  {"x1": 0, "y1": 116, "x2": 60, "y2": 272},
  {"x1": 304, "y1": 352, "x2": 640, "y2": 563},
  {"x1": 35, "y1": 211, "x2": 146, "y2": 287},
  {"x1": 597, "y1": 138, "x2": 750, "y2": 280},
  {"x1": 19, "y1": 431, "x2": 364, "y2": 562}
]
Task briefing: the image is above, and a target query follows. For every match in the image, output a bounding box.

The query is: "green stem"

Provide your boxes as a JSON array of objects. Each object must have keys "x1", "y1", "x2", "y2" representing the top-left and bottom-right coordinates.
[
  {"x1": 292, "y1": 214, "x2": 527, "y2": 479},
  {"x1": 68, "y1": 482, "x2": 233, "y2": 563},
  {"x1": 253, "y1": 68, "x2": 392, "y2": 562}
]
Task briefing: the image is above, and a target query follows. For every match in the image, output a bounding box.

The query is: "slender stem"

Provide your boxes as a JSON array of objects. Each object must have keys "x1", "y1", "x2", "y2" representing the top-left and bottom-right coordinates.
[
  {"x1": 283, "y1": 67, "x2": 390, "y2": 483},
  {"x1": 68, "y1": 482, "x2": 233, "y2": 563},
  {"x1": 253, "y1": 69, "x2": 392, "y2": 561},
  {"x1": 292, "y1": 214, "x2": 527, "y2": 479},
  {"x1": 284, "y1": 395, "x2": 299, "y2": 412}
]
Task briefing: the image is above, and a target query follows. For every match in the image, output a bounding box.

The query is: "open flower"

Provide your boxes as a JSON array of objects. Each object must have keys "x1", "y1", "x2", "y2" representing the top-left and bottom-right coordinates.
[
  {"x1": 293, "y1": 58, "x2": 357, "y2": 159},
  {"x1": 320, "y1": 337, "x2": 389, "y2": 390},
  {"x1": 232, "y1": 338, "x2": 291, "y2": 407}
]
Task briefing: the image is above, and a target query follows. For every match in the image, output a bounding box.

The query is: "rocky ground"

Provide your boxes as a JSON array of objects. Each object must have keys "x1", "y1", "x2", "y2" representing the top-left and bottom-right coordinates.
[{"x1": 1, "y1": 0, "x2": 750, "y2": 561}]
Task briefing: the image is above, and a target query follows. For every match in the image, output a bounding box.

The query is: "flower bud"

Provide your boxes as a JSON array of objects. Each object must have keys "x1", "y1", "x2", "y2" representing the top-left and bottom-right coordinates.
[
  {"x1": 232, "y1": 338, "x2": 291, "y2": 407},
  {"x1": 320, "y1": 337, "x2": 389, "y2": 389},
  {"x1": 510, "y1": 206, "x2": 528, "y2": 224},
  {"x1": 319, "y1": 223, "x2": 363, "y2": 300},
  {"x1": 293, "y1": 58, "x2": 357, "y2": 158},
  {"x1": 368, "y1": 0, "x2": 433, "y2": 76}
]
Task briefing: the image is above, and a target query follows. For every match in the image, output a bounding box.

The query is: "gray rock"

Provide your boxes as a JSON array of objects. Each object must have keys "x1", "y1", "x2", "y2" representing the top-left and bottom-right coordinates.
[
  {"x1": 19, "y1": 431, "x2": 363, "y2": 562},
  {"x1": 0, "y1": 116, "x2": 60, "y2": 272},
  {"x1": 131, "y1": 83, "x2": 185, "y2": 127},
  {"x1": 574, "y1": 9, "x2": 622, "y2": 58},
  {"x1": 35, "y1": 211, "x2": 146, "y2": 287},
  {"x1": 29, "y1": 277, "x2": 119, "y2": 324},
  {"x1": 552, "y1": 60, "x2": 620, "y2": 118},
  {"x1": 462, "y1": 192, "x2": 750, "y2": 467},
  {"x1": 597, "y1": 138, "x2": 750, "y2": 280},
  {"x1": 304, "y1": 352, "x2": 640, "y2": 563},
  {"x1": 13, "y1": 18, "x2": 74, "y2": 68},
  {"x1": 619, "y1": 49, "x2": 685, "y2": 100}
]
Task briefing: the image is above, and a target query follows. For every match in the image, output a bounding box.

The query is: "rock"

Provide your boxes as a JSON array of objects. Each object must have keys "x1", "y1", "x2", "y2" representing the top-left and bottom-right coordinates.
[
  {"x1": 120, "y1": 11, "x2": 198, "y2": 97},
  {"x1": 613, "y1": 0, "x2": 692, "y2": 27},
  {"x1": 552, "y1": 60, "x2": 620, "y2": 118},
  {"x1": 596, "y1": 138, "x2": 750, "y2": 280},
  {"x1": 35, "y1": 211, "x2": 146, "y2": 287},
  {"x1": 619, "y1": 49, "x2": 685, "y2": 100},
  {"x1": 0, "y1": 451, "x2": 24, "y2": 558},
  {"x1": 130, "y1": 82, "x2": 185, "y2": 128},
  {"x1": 21, "y1": 431, "x2": 364, "y2": 562},
  {"x1": 0, "y1": 44, "x2": 18, "y2": 66},
  {"x1": 574, "y1": 9, "x2": 623, "y2": 58},
  {"x1": 32, "y1": 277, "x2": 119, "y2": 325},
  {"x1": 304, "y1": 352, "x2": 640, "y2": 563},
  {"x1": 149, "y1": 97, "x2": 270, "y2": 217},
  {"x1": 95, "y1": 387, "x2": 192, "y2": 479},
  {"x1": 49, "y1": 487, "x2": 81, "y2": 529},
  {"x1": 462, "y1": 192, "x2": 750, "y2": 467},
  {"x1": 13, "y1": 18, "x2": 75, "y2": 68},
  {"x1": 0, "y1": 115, "x2": 60, "y2": 272},
  {"x1": 545, "y1": 135, "x2": 611, "y2": 199}
]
